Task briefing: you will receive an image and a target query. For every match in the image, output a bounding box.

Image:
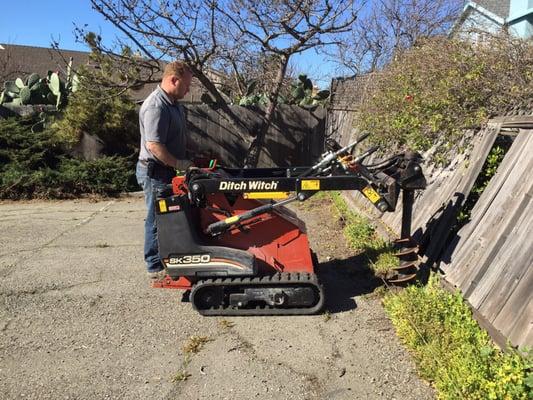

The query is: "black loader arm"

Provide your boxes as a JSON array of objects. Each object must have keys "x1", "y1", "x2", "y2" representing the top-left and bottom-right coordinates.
[{"x1": 183, "y1": 135, "x2": 427, "y2": 237}]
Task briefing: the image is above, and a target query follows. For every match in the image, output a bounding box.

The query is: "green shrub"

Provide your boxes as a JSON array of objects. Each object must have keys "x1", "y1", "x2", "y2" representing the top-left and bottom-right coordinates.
[
  {"x1": 52, "y1": 74, "x2": 138, "y2": 155},
  {"x1": 383, "y1": 275, "x2": 532, "y2": 399},
  {"x1": 0, "y1": 117, "x2": 136, "y2": 199},
  {"x1": 358, "y1": 36, "x2": 533, "y2": 161}
]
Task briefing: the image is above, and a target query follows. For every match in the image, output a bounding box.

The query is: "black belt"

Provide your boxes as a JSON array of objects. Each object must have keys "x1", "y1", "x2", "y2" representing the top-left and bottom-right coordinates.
[{"x1": 139, "y1": 159, "x2": 174, "y2": 179}]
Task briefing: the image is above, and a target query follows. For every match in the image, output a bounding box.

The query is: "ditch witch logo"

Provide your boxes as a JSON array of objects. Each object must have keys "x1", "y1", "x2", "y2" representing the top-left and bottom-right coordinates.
[{"x1": 218, "y1": 180, "x2": 279, "y2": 191}]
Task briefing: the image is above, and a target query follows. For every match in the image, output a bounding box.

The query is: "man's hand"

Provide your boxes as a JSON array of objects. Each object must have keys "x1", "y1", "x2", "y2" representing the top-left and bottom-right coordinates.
[{"x1": 146, "y1": 141, "x2": 192, "y2": 170}]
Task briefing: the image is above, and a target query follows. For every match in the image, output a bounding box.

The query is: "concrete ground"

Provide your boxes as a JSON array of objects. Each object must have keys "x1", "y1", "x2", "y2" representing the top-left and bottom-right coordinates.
[{"x1": 0, "y1": 194, "x2": 434, "y2": 399}]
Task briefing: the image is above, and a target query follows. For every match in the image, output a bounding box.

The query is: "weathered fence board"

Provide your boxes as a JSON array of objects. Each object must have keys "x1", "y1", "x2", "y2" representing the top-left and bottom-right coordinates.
[
  {"x1": 338, "y1": 124, "x2": 500, "y2": 268},
  {"x1": 441, "y1": 128, "x2": 533, "y2": 348},
  {"x1": 185, "y1": 104, "x2": 325, "y2": 168},
  {"x1": 444, "y1": 131, "x2": 531, "y2": 280}
]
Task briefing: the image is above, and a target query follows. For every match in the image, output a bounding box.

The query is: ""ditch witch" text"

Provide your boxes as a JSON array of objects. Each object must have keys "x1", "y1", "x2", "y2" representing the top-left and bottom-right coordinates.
[{"x1": 218, "y1": 181, "x2": 279, "y2": 191}]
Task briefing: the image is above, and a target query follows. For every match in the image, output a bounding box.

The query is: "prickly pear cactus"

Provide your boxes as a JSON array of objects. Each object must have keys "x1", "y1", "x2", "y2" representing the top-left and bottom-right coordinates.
[
  {"x1": 15, "y1": 78, "x2": 25, "y2": 89},
  {"x1": 48, "y1": 73, "x2": 61, "y2": 96},
  {"x1": 1, "y1": 70, "x2": 75, "y2": 109},
  {"x1": 4, "y1": 81, "x2": 20, "y2": 96},
  {"x1": 27, "y1": 73, "x2": 40, "y2": 88},
  {"x1": 19, "y1": 87, "x2": 32, "y2": 105}
]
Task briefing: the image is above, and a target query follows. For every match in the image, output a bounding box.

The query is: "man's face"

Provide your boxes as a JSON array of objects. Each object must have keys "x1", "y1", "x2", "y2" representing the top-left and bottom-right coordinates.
[{"x1": 171, "y1": 71, "x2": 193, "y2": 100}]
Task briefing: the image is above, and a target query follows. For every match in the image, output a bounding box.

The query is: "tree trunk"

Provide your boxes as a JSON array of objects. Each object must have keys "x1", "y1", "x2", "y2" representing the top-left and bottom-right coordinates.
[
  {"x1": 244, "y1": 54, "x2": 289, "y2": 168},
  {"x1": 190, "y1": 65, "x2": 252, "y2": 133}
]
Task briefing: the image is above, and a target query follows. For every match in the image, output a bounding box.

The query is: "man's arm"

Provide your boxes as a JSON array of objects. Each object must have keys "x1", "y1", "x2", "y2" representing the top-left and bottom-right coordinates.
[{"x1": 146, "y1": 141, "x2": 193, "y2": 170}]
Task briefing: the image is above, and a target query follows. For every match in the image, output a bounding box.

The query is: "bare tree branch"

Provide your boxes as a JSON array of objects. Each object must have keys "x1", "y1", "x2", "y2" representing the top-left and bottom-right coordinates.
[
  {"x1": 332, "y1": 0, "x2": 463, "y2": 74},
  {"x1": 83, "y1": 0, "x2": 361, "y2": 166}
]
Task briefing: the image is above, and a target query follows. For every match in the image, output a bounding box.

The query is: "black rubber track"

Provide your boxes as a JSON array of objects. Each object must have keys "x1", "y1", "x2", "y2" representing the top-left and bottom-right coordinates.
[{"x1": 190, "y1": 272, "x2": 325, "y2": 316}]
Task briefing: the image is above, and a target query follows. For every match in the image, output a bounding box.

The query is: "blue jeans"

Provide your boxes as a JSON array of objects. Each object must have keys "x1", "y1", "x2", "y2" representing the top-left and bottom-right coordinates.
[{"x1": 136, "y1": 161, "x2": 172, "y2": 273}]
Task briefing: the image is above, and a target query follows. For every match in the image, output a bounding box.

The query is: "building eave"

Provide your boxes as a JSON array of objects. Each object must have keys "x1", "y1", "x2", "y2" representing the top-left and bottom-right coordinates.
[
  {"x1": 465, "y1": 1, "x2": 506, "y2": 25},
  {"x1": 507, "y1": 8, "x2": 533, "y2": 24}
]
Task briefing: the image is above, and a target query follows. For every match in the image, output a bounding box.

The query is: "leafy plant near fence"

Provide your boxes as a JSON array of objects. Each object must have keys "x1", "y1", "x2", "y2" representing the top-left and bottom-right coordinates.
[
  {"x1": 456, "y1": 136, "x2": 513, "y2": 226},
  {"x1": 0, "y1": 117, "x2": 136, "y2": 199},
  {"x1": 236, "y1": 74, "x2": 330, "y2": 107},
  {"x1": 383, "y1": 275, "x2": 532, "y2": 400},
  {"x1": 357, "y1": 35, "x2": 533, "y2": 161},
  {"x1": 329, "y1": 191, "x2": 398, "y2": 275}
]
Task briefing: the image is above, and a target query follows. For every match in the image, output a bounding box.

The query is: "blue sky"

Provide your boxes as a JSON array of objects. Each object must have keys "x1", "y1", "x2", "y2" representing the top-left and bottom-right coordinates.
[{"x1": 0, "y1": 0, "x2": 344, "y2": 88}]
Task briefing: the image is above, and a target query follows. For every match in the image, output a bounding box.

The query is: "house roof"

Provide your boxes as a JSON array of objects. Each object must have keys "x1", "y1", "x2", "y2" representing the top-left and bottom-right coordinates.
[
  {"x1": 472, "y1": 0, "x2": 510, "y2": 19},
  {"x1": 0, "y1": 43, "x2": 206, "y2": 103}
]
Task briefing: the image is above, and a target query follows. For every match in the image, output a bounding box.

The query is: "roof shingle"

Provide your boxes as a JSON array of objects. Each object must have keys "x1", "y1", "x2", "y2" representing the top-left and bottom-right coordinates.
[{"x1": 472, "y1": 0, "x2": 510, "y2": 19}]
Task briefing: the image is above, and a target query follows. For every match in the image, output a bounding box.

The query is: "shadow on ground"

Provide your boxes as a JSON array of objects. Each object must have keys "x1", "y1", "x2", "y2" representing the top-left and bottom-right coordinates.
[{"x1": 316, "y1": 254, "x2": 383, "y2": 314}]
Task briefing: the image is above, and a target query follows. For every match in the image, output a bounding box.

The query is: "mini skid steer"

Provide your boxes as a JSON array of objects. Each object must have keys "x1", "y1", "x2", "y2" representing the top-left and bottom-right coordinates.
[{"x1": 152, "y1": 134, "x2": 426, "y2": 316}]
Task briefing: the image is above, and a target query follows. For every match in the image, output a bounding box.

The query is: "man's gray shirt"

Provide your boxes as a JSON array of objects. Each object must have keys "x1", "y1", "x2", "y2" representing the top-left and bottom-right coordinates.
[{"x1": 139, "y1": 85, "x2": 187, "y2": 162}]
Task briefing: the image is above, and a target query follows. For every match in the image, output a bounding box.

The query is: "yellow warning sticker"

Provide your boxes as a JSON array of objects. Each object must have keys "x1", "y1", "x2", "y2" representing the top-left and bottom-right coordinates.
[
  {"x1": 225, "y1": 216, "x2": 240, "y2": 224},
  {"x1": 244, "y1": 192, "x2": 290, "y2": 199},
  {"x1": 362, "y1": 186, "x2": 381, "y2": 203},
  {"x1": 301, "y1": 180, "x2": 320, "y2": 190},
  {"x1": 158, "y1": 199, "x2": 167, "y2": 213}
]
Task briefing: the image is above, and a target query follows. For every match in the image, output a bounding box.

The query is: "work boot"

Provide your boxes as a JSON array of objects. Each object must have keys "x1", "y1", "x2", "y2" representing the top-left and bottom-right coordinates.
[{"x1": 147, "y1": 269, "x2": 166, "y2": 281}]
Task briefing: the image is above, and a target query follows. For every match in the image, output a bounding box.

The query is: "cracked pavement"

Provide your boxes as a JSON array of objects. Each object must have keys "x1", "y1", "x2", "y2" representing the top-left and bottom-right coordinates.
[{"x1": 0, "y1": 195, "x2": 434, "y2": 399}]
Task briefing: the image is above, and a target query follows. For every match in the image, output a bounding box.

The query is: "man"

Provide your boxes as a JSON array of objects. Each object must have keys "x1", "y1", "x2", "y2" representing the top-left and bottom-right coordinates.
[{"x1": 136, "y1": 61, "x2": 194, "y2": 279}]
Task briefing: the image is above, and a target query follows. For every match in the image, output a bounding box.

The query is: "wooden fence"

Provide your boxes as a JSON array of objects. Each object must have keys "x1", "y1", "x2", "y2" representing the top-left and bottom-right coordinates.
[
  {"x1": 185, "y1": 104, "x2": 325, "y2": 168},
  {"x1": 440, "y1": 120, "x2": 532, "y2": 348},
  {"x1": 333, "y1": 119, "x2": 532, "y2": 349}
]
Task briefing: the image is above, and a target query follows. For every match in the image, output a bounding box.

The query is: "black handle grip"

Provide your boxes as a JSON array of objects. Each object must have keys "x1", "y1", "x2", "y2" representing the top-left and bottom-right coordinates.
[{"x1": 206, "y1": 219, "x2": 232, "y2": 235}]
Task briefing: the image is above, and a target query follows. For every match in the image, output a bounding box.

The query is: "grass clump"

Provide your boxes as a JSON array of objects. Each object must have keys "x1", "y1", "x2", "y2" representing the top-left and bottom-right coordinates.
[
  {"x1": 329, "y1": 191, "x2": 397, "y2": 276},
  {"x1": 182, "y1": 335, "x2": 211, "y2": 354},
  {"x1": 172, "y1": 370, "x2": 192, "y2": 382},
  {"x1": 383, "y1": 275, "x2": 532, "y2": 399}
]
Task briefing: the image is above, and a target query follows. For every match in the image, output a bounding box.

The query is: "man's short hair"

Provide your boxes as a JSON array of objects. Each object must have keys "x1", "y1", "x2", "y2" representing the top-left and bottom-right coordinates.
[{"x1": 163, "y1": 61, "x2": 191, "y2": 79}]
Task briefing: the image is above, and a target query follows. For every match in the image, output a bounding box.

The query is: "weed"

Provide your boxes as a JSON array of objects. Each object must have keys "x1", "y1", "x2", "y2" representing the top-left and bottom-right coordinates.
[
  {"x1": 172, "y1": 369, "x2": 191, "y2": 382},
  {"x1": 329, "y1": 192, "x2": 398, "y2": 276},
  {"x1": 323, "y1": 311, "x2": 332, "y2": 322},
  {"x1": 383, "y1": 275, "x2": 531, "y2": 399},
  {"x1": 218, "y1": 319, "x2": 235, "y2": 330},
  {"x1": 370, "y1": 249, "x2": 398, "y2": 276},
  {"x1": 182, "y1": 335, "x2": 211, "y2": 354},
  {"x1": 172, "y1": 336, "x2": 212, "y2": 383}
]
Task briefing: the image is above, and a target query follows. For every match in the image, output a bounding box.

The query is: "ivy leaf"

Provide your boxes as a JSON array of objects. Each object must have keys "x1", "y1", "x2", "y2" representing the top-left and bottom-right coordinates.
[{"x1": 525, "y1": 372, "x2": 533, "y2": 389}]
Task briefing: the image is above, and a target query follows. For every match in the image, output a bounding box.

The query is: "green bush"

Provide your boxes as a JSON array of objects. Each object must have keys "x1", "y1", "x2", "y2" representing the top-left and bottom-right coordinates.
[
  {"x1": 52, "y1": 72, "x2": 139, "y2": 155},
  {"x1": 358, "y1": 36, "x2": 533, "y2": 161},
  {"x1": 383, "y1": 275, "x2": 532, "y2": 399},
  {"x1": 0, "y1": 117, "x2": 136, "y2": 199}
]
